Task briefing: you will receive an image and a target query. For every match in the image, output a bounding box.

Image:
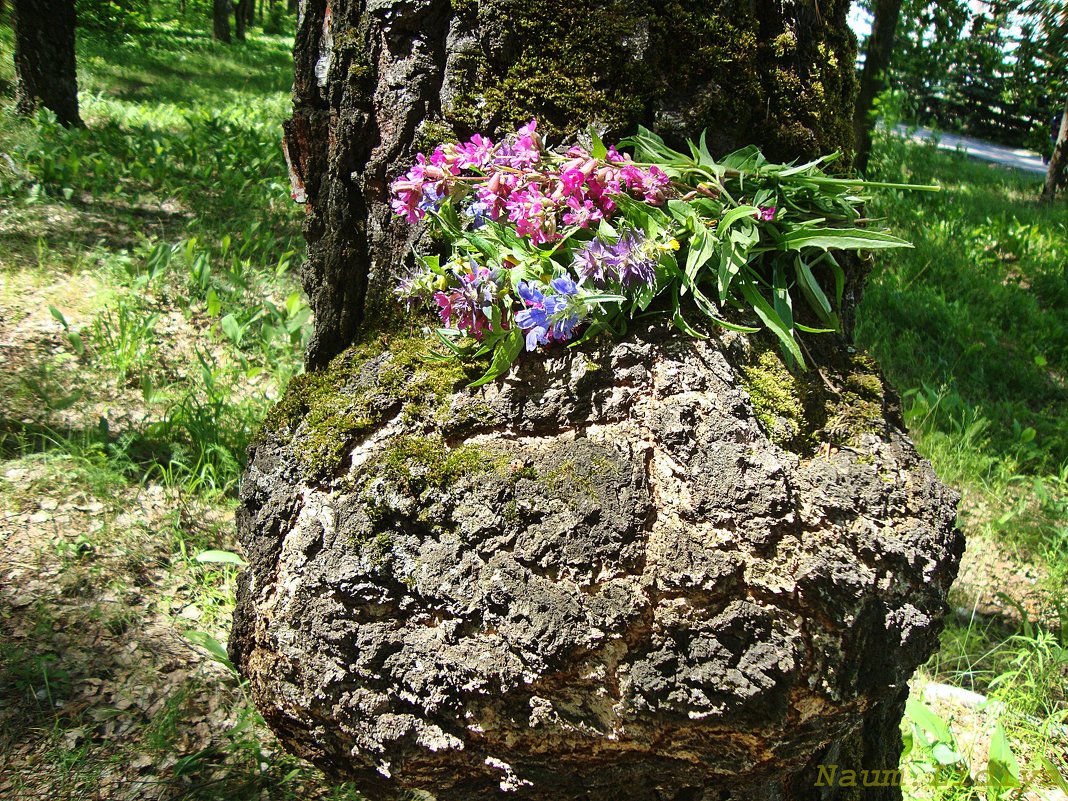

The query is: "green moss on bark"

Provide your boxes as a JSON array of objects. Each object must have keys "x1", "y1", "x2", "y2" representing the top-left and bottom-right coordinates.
[
  {"x1": 259, "y1": 334, "x2": 474, "y2": 478},
  {"x1": 740, "y1": 341, "x2": 890, "y2": 452},
  {"x1": 441, "y1": 0, "x2": 856, "y2": 164}
]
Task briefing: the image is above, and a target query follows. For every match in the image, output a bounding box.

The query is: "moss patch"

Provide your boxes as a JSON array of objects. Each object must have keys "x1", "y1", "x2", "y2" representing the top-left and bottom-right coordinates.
[
  {"x1": 441, "y1": 0, "x2": 856, "y2": 164},
  {"x1": 361, "y1": 433, "x2": 489, "y2": 496},
  {"x1": 823, "y1": 352, "x2": 888, "y2": 444},
  {"x1": 259, "y1": 333, "x2": 474, "y2": 478},
  {"x1": 741, "y1": 347, "x2": 814, "y2": 450},
  {"x1": 741, "y1": 341, "x2": 890, "y2": 452}
]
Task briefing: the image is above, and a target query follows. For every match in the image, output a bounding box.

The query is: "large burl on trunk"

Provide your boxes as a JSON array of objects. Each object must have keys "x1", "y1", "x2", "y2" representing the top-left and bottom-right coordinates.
[
  {"x1": 231, "y1": 327, "x2": 962, "y2": 800},
  {"x1": 233, "y1": 0, "x2": 964, "y2": 798}
]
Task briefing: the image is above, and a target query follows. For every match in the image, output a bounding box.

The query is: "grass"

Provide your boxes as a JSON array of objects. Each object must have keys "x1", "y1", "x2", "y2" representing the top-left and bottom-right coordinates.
[
  {"x1": 0, "y1": 6, "x2": 1065, "y2": 799},
  {"x1": 0, "y1": 6, "x2": 363, "y2": 800},
  {"x1": 859, "y1": 128, "x2": 1068, "y2": 798}
]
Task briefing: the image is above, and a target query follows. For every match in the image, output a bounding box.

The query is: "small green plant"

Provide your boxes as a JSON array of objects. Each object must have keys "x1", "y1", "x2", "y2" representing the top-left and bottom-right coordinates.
[{"x1": 87, "y1": 298, "x2": 160, "y2": 385}]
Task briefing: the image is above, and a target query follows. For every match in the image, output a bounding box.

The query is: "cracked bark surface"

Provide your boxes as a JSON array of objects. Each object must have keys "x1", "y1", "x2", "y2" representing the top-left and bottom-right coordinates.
[{"x1": 231, "y1": 324, "x2": 963, "y2": 800}]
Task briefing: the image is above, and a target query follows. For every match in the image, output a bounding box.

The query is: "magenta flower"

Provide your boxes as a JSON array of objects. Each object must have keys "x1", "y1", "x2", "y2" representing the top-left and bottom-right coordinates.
[{"x1": 756, "y1": 206, "x2": 777, "y2": 221}]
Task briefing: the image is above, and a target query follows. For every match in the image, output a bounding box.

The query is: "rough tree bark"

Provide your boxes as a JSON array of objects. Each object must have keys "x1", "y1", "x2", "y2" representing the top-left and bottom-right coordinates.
[
  {"x1": 284, "y1": 0, "x2": 859, "y2": 369},
  {"x1": 235, "y1": 0, "x2": 252, "y2": 40},
  {"x1": 12, "y1": 0, "x2": 82, "y2": 128},
  {"x1": 213, "y1": 0, "x2": 231, "y2": 42},
  {"x1": 853, "y1": 0, "x2": 904, "y2": 174},
  {"x1": 231, "y1": 2, "x2": 964, "y2": 799},
  {"x1": 1042, "y1": 97, "x2": 1068, "y2": 201}
]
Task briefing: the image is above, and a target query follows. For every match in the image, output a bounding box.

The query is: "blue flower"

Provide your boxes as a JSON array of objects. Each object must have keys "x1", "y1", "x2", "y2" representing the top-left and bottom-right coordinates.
[
  {"x1": 418, "y1": 184, "x2": 446, "y2": 214},
  {"x1": 465, "y1": 200, "x2": 492, "y2": 229},
  {"x1": 514, "y1": 279, "x2": 585, "y2": 350}
]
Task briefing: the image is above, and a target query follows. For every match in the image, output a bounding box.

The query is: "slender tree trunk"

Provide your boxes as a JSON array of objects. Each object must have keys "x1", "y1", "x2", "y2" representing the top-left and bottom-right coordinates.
[
  {"x1": 235, "y1": 0, "x2": 247, "y2": 40},
  {"x1": 853, "y1": 0, "x2": 904, "y2": 174},
  {"x1": 12, "y1": 0, "x2": 82, "y2": 127},
  {"x1": 1041, "y1": 98, "x2": 1068, "y2": 201},
  {"x1": 287, "y1": 0, "x2": 860, "y2": 368},
  {"x1": 213, "y1": 0, "x2": 231, "y2": 42}
]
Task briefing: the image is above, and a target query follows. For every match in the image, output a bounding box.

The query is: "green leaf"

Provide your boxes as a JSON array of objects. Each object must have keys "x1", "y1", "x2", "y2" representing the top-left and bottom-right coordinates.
[
  {"x1": 793, "y1": 255, "x2": 838, "y2": 328},
  {"x1": 776, "y1": 154, "x2": 836, "y2": 177},
  {"x1": 195, "y1": 549, "x2": 247, "y2": 566},
  {"x1": 716, "y1": 221, "x2": 758, "y2": 301},
  {"x1": 718, "y1": 204, "x2": 761, "y2": 233},
  {"x1": 1041, "y1": 756, "x2": 1068, "y2": 793},
  {"x1": 206, "y1": 288, "x2": 221, "y2": 317},
  {"x1": 905, "y1": 699, "x2": 955, "y2": 744},
  {"x1": 220, "y1": 313, "x2": 242, "y2": 344},
  {"x1": 696, "y1": 130, "x2": 714, "y2": 168},
  {"x1": 779, "y1": 227, "x2": 912, "y2": 252},
  {"x1": 670, "y1": 284, "x2": 708, "y2": 339},
  {"x1": 684, "y1": 227, "x2": 717, "y2": 288},
  {"x1": 738, "y1": 279, "x2": 804, "y2": 367},
  {"x1": 771, "y1": 263, "x2": 794, "y2": 345},
  {"x1": 667, "y1": 199, "x2": 701, "y2": 230},
  {"x1": 48, "y1": 304, "x2": 69, "y2": 328},
  {"x1": 590, "y1": 128, "x2": 608, "y2": 160},
  {"x1": 469, "y1": 327, "x2": 523, "y2": 388},
  {"x1": 184, "y1": 630, "x2": 235, "y2": 672},
  {"x1": 986, "y1": 721, "x2": 1021, "y2": 790},
  {"x1": 720, "y1": 145, "x2": 766, "y2": 172},
  {"x1": 930, "y1": 742, "x2": 964, "y2": 766}
]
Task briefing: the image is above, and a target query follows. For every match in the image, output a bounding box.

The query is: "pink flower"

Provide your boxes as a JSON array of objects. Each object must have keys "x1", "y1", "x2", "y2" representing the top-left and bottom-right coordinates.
[
  {"x1": 756, "y1": 206, "x2": 776, "y2": 221},
  {"x1": 457, "y1": 133, "x2": 495, "y2": 170}
]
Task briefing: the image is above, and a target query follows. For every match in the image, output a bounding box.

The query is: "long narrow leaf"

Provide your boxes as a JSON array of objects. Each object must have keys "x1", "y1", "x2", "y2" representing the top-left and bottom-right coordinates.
[{"x1": 738, "y1": 279, "x2": 804, "y2": 367}]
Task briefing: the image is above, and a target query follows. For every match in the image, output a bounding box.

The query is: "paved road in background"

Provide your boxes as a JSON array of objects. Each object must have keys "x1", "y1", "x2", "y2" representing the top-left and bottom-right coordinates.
[{"x1": 898, "y1": 125, "x2": 1048, "y2": 175}]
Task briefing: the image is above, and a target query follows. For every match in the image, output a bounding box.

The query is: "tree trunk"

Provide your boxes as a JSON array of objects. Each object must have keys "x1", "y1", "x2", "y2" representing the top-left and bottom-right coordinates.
[
  {"x1": 213, "y1": 0, "x2": 231, "y2": 42},
  {"x1": 232, "y1": 5, "x2": 965, "y2": 799},
  {"x1": 286, "y1": 0, "x2": 860, "y2": 369},
  {"x1": 1042, "y1": 97, "x2": 1068, "y2": 201},
  {"x1": 234, "y1": 0, "x2": 248, "y2": 40},
  {"x1": 12, "y1": 0, "x2": 82, "y2": 128},
  {"x1": 853, "y1": 0, "x2": 904, "y2": 174}
]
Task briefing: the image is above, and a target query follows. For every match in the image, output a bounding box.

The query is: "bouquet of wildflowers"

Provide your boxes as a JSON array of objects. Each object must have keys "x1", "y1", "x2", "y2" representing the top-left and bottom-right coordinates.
[{"x1": 392, "y1": 120, "x2": 933, "y2": 385}]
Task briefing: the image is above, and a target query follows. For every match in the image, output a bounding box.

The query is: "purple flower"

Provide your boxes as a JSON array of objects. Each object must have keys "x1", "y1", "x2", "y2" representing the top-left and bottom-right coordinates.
[
  {"x1": 575, "y1": 238, "x2": 620, "y2": 285},
  {"x1": 756, "y1": 206, "x2": 776, "y2": 222},
  {"x1": 575, "y1": 230, "x2": 656, "y2": 287},
  {"x1": 434, "y1": 261, "x2": 503, "y2": 338},
  {"x1": 611, "y1": 231, "x2": 657, "y2": 285}
]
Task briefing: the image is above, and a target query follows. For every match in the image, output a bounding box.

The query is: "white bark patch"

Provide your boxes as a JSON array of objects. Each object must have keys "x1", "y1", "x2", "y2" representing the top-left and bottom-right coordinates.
[{"x1": 314, "y1": 2, "x2": 333, "y2": 88}]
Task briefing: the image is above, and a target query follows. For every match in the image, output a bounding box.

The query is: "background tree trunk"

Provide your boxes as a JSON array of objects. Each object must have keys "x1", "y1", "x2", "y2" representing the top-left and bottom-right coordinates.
[
  {"x1": 213, "y1": 0, "x2": 231, "y2": 42},
  {"x1": 853, "y1": 0, "x2": 904, "y2": 174},
  {"x1": 12, "y1": 0, "x2": 82, "y2": 127},
  {"x1": 285, "y1": 0, "x2": 860, "y2": 369},
  {"x1": 234, "y1": 0, "x2": 248, "y2": 40},
  {"x1": 1042, "y1": 97, "x2": 1068, "y2": 201}
]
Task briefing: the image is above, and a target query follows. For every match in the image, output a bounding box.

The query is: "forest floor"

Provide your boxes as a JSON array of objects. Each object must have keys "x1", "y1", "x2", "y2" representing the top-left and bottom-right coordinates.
[{"x1": 1, "y1": 10, "x2": 1067, "y2": 801}]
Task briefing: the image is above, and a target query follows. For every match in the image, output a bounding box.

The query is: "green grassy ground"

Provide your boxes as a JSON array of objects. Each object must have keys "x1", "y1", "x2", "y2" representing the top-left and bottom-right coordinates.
[
  {"x1": 0, "y1": 8, "x2": 1065, "y2": 799},
  {"x1": 860, "y1": 132, "x2": 1068, "y2": 798}
]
